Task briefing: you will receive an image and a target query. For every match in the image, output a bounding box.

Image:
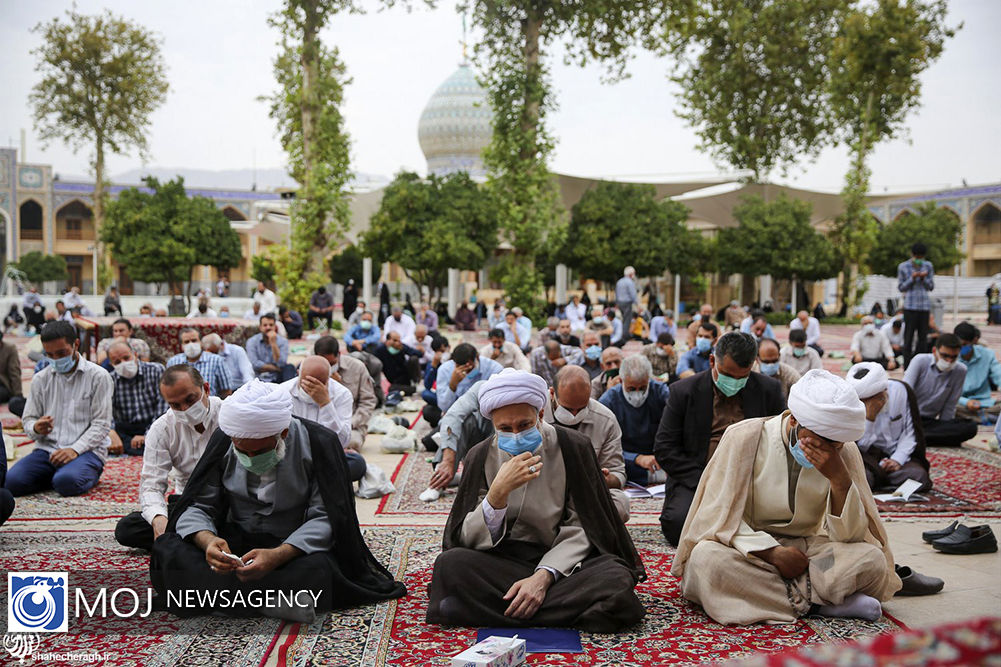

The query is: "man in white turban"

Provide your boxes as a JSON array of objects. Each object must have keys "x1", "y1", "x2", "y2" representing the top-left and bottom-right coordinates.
[
  {"x1": 427, "y1": 369, "x2": 646, "y2": 632},
  {"x1": 672, "y1": 369, "x2": 901, "y2": 625},
  {"x1": 846, "y1": 362, "x2": 931, "y2": 492},
  {"x1": 150, "y1": 380, "x2": 406, "y2": 621}
]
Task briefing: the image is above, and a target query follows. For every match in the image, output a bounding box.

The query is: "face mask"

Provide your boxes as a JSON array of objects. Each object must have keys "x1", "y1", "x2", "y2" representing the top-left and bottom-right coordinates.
[
  {"x1": 913, "y1": 258, "x2": 923, "y2": 266},
  {"x1": 173, "y1": 392, "x2": 209, "y2": 427},
  {"x1": 466, "y1": 366, "x2": 480, "y2": 381},
  {"x1": 115, "y1": 359, "x2": 139, "y2": 379},
  {"x1": 330, "y1": 362, "x2": 339, "y2": 374},
  {"x1": 759, "y1": 361, "x2": 780, "y2": 377},
  {"x1": 441, "y1": 352, "x2": 451, "y2": 362},
  {"x1": 960, "y1": 344, "x2": 973, "y2": 357},
  {"x1": 47, "y1": 352, "x2": 77, "y2": 374},
  {"x1": 356, "y1": 307, "x2": 364, "y2": 313},
  {"x1": 360, "y1": 321, "x2": 372, "y2": 330},
  {"x1": 593, "y1": 316, "x2": 605, "y2": 324},
  {"x1": 235, "y1": 436, "x2": 285, "y2": 475},
  {"x1": 183, "y1": 342, "x2": 202, "y2": 359},
  {"x1": 393, "y1": 315, "x2": 401, "y2": 321},
  {"x1": 793, "y1": 347, "x2": 806, "y2": 357},
  {"x1": 695, "y1": 337, "x2": 712, "y2": 353},
  {"x1": 935, "y1": 357, "x2": 955, "y2": 372},
  {"x1": 624, "y1": 387, "x2": 649, "y2": 408},
  {"x1": 713, "y1": 369, "x2": 748, "y2": 397},
  {"x1": 554, "y1": 401, "x2": 588, "y2": 426},
  {"x1": 497, "y1": 425, "x2": 543, "y2": 456},
  {"x1": 585, "y1": 345, "x2": 602, "y2": 361},
  {"x1": 605, "y1": 367, "x2": 619, "y2": 379},
  {"x1": 219, "y1": 311, "x2": 230, "y2": 318},
  {"x1": 788, "y1": 426, "x2": 814, "y2": 469},
  {"x1": 863, "y1": 324, "x2": 875, "y2": 334},
  {"x1": 655, "y1": 347, "x2": 668, "y2": 356},
  {"x1": 388, "y1": 346, "x2": 400, "y2": 355}
]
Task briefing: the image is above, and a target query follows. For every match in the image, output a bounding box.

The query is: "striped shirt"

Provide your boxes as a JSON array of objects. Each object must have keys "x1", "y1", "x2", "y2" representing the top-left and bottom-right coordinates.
[
  {"x1": 112, "y1": 361, "x2": 167, "y2": 427},
  {"x1": 897, "y1": 258, "x2": 935, "y2": 311},
  {"x1": 166, "y1": 352, "x2": 233, "y2": 397}
]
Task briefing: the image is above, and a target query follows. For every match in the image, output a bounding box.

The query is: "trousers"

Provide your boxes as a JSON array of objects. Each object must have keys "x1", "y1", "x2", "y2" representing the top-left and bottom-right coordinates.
[
  {"x1": 902, "y1": 309, "x2": 930, "y2": 368},
  {"x1": 922, "y1": 417, "x2": 979, "y2": 447},
  {"x1": 4, "y1": 447, "x2": 104, "y2": 497}
]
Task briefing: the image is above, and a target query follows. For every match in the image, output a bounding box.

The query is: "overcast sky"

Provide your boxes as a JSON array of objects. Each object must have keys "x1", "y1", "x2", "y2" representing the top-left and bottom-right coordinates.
[{"x1": 1, "y1": 0, "x2": 997, "y2": 194}]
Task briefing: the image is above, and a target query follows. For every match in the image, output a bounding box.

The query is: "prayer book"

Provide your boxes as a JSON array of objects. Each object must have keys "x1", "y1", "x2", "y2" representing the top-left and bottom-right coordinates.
[
  {"x1": 873, "y1": 478, "x2": 927, "y2": 503},
  {"x1": 451, "y1": 635, "x2": 527, "y2": 667},
  {"x1": 476, "y1": 628, "x2": 582, "y2": 653},
  {"x1": 624, "y1": 482, "x2": 666, "y2": 499}
]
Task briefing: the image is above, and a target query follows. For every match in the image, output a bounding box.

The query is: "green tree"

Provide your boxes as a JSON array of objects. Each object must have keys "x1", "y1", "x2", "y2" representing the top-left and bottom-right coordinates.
[
  {"x1": 328, "y1": 244, "x2": 376, "y2": 288},
  {"x1": 10, "y1": 252, "x2": 68, "y2": 285},
  {"x1": 361, "y1": 171, "x2": 499, "y2": 300},
  {"x1": 251, "y1": 255, "x2": 277, "y2": 287},
  {"x1": 30, "y1": 9, "x2": 168, "y2": 290},
  {"x1": 869, "y1": 203, "x2": 964, "y2": 277},
  {"x1": 179, "y1": 198, "x2": 243, "y2": 305}
]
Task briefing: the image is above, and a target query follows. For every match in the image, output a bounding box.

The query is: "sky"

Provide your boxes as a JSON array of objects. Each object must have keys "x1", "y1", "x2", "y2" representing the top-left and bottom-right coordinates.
[{"x1": 1, "y1": 0, "x2": 998, "y2": 194}]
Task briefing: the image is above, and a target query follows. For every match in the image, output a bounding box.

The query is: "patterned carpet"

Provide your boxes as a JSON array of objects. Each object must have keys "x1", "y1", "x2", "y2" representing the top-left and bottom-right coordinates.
[{"x1": 5, "y1": 456, "x2": 144, "y2": 521}]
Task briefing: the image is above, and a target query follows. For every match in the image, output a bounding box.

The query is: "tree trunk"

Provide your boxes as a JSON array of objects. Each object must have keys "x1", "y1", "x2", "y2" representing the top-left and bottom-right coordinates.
[
  {"x1": 93, "y1": 138, "x2": 105, "y2": 292},
  {"x1": 300, "y1": 1, "x2": 319, "y2": 177},
  {"x1": 741, "y1": 274, "x2": 756, "y2": 305},
  {"x1": 519, "y1": 12, "x2": 542, "y2": 165}
]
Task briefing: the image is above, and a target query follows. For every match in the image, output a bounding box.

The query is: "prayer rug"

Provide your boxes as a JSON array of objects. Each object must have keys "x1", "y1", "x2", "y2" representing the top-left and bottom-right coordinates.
[
  {"x1": 877, "y1": 447, "x2": 1001, "y2": 520},
  {"x1": 5, "y1": 455, "x2": 144, "y2": 521}
]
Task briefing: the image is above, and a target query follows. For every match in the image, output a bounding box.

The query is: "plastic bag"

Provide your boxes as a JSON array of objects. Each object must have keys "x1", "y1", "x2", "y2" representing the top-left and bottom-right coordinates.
[
  {"x1": 380, "y1": 425, "x2": 417, "y2": 453},
  {"x1": 367, "y1": 415, "x2": 396, "y2": 434},
  {"x1": 356, "y1": 463, "x2": 396, "y2": 499}
]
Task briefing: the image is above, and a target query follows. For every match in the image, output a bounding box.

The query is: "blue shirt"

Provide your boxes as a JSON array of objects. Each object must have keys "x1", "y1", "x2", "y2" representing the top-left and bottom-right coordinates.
[
  {"x1": 650, "y1": 316, "x2": 676, "y2": 340},
  {"x1": 436, "y1": 356, "x2": 503, "y2": 412},
  {"x1": 677, "y1": 348, "x2": 711, "y2": 375},
  {"x1": 599, "y1": 380, "x2": 670, "y2": 458},
  {"x1": 245, "y1": 332, "x2": 290, "y2": 383},
  {"x1": 615, "y1": 276, "x2": 637, "y2": 303},
  {"x1": 897, "y1": 258, "x2": 935, "y2": 311},
  {"x1": 739, "y1": 318, "x2": 775, "y2": 340},
  {"x1": 166, "y1": 352, "x2": 233, "y2": 397},
  {"x1": 344, "y1": 323, "x2": 381, "y2": 348},
  {"x1": 502, "y1": 321, "x2": 531, "y2": 347},
  {"x1": 960, "y1": 344, "x2": 1001, "y2": 407},
  {"x1": 218, "y1": 343, "x2": 255, "y2": 388}
]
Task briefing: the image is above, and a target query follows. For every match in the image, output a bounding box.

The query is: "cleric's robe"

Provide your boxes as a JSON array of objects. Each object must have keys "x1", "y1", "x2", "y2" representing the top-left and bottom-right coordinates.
[{"x1": 672, "y1": 412, "x2": 900, "y2": 625}]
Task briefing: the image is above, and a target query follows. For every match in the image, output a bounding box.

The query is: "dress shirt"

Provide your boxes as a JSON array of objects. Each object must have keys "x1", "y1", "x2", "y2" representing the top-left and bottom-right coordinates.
[
  {"x1": 62, "y1": 291, "x2": 84, "y2": 309},
  {"x1": 789, "y1": 317, "x2": 821, "y2": 346},
  {"x1": 217, "y1": 343, "x2": 255, "y2": 388},
  {"x1": 404, "y1": 333, "x2": 434, "y2": 365},
  {"x1": 245, "y1": 332, "x2": 290, "y2": 382},
  {"x1": 242, "y1": 308, "x2": 263, "y2": 321},
  {"x1": 958, "y1": 345, "x2": 1001, "y2": 407},
  {"x1": 383, "y1": 313, "x2": 417, "y2": 341},
  {"x1": 139, "y1": 396, "x2": 222, "y2": 524},
  {"x1": 530, "y1": 345, "x2": 585, "y2": 387},
  {"x1": 344, "y1": 324, "x2": 381, "y2": 348},
  {"x1": 416, "y1": 309, "x2": 439, "y2": 332},
  {"x1": 502, "y1": 321, "x2": 531, "y2": 348},
  {"x1": 850, "y1": 329, "x2": 894, "y2": 361},
  {"x1": 112, "y1": 361, "x2": 167, "y2": 426},
  {"x1": 479, "y1": 341, "x2": 530, "y2": 371},
  {"x1": 897, "y1": 258, "x2": 934, "y2": 311},
  {"x1": 309, "y1": 291, "x2": 334, "y2": 311},
  {"x1": 904, "y1": 353, "x2": 966, "y2": 419},
  {"x1": 615, "y1": 276, "x2": 637, "y2": 304},
  {"x1": 22, "y1": 357, "x2": 113, "y2": 462},
  {"x1": 780, "y1": 346, "x2": 823, "y2": 375},
  {"x1": 487, "y1": 309, "x2": 507, "y2": 329},
  {"x1": 22, "y1": 292, "x2": 42, "y2": 309},
  {"x1": 739, "y1": 318, "x2": 776, "y2": 339},
  {"x1": 856, "y1": 381, "x2": 917, "y2": 466},
  {"x1": 436, "y1": 356, "x2": 503, "y2": 412},
  {"x1": 650, "y1": 316, "x2": 677, "y2": 340},
  {"x1": 566, "y1": 303, "x2": 587, "y2": 329},
  {"x1": 279, "y1": 377, "x2": 352, "y2": 447},
  {"x1": 678, "y1": 348, "x2": 711, "y2": 375},
  {"x1": 186, "y1": 308, "x2": 217, "y2": 318},
  {"x1": 252, "y1": 288, "x2": 277, "y2": 315},
  {"x1": 165, "y1": 352, "x2": 233, "y2": 397}
]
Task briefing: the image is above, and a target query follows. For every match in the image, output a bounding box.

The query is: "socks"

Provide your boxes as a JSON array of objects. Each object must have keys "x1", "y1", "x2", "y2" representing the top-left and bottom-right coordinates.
[
  {"x1": 419, "y1": 487, "x2": 441, "y2": 502},
  {"x1": 814, "y1": 592, "x2": 882, "y2": 621}
]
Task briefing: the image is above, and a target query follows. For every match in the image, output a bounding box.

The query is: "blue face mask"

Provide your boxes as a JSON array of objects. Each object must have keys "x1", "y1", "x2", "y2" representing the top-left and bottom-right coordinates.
[
  {"x1": 387, "y1": 346, "x2": 400, "y2": 355},
  {"x1": 695, "y1": 337, "x2": 712, "y2": 353},
  {"x1": 234, "y1": 437, "x2": 284, "y2": 475},
  {"x1": 788, "y1": 426, "x2": 814, "y2": 469},
  {"x1": 960, "y1": 344, "x2": 973, "y2": 357},
  {"x1": 497, "y1": 425, "x2": 543, "y2": 456},
  {"x1": 713, "y1": 369, "x2": 747, "y2": 397},
  {"x1": 792, "y1": 347, "x2": 806, "y2": 358},
  {"x1": 360, "y1": 320, "x2": 372, "y2": 330},
  {"x1": 585, "y1": 345, "x2": 602, "y2": 361},
  {"x1": 466, "y1": 366, "x2": 480, "y2": 381},
  {"x1": 46, "y1": 351, "x2": 77, "y2": 374},
  {"x1": 759, "y1": 361, "x2": 780, "y2": 377}
]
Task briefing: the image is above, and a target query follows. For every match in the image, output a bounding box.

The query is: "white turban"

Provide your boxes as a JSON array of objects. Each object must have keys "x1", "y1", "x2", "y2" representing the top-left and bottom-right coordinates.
[
  {"x1": 218, "y1": 378, "x2": 293, "y2": 439},
  {"x1": 478, "y1": 368, "x2": 548, "y2": 418},
  {"x1": 846, "y1": 362, "x2": 889, "y2": 399},
  {"x1": 787, "y1": 369, "x2": 866, "y2": 443}
]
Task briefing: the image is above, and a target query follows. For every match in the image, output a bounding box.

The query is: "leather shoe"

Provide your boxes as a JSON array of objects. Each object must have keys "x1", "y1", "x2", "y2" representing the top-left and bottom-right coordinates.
[
  {"x1": 894, "y1": 565, "x2": 944, "y2": 596},
  {"x1": 932, "y1": 524, "x2": 998, "y2": 554},
  {"x1": 922, "y1": 520, "x2": 959, "y2": 544}
]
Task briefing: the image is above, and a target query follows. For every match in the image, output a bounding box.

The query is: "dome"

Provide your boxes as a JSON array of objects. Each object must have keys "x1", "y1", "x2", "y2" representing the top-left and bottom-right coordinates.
[{"x1": 418, "y1": 64, "x2": 492, "y2": 179}]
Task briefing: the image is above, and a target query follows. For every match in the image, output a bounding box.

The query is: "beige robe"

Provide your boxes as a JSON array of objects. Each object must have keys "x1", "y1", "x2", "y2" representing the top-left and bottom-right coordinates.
[
  {"x1": 672, "y1": 413, "x2": 901, "y2": 625},
  {"x1": 459, "y1": 421, "x2": 592, "y2": 576},
  {"x1": 336, "y1": 354, "x2": 376, "y2": 450}
]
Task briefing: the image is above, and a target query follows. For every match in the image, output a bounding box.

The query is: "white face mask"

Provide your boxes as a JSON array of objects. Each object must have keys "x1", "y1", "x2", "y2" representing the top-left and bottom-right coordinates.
[
  {"x1": 554, "y1": 401, "x2": 588, "y2": 426},
  {"x1": 655, "y1": 347, "x2": 668, "y2": 357},
  {"x1": 863, "y1": 323, "x2": 875, "y2": 334},
  {"x1": 624, "y1": 387, "x2": 649, "y2": 408},
  {"x1": 935, "y1": 357, "x2": 955, "y2": 373},
  {"x1": 441, "y1": 352, "x2": 451, "y2": 362},
  {"x1": 183, "y1": 342, "x2": 202, "y2": 359},
  {"x1": 114, "y1": 359, "x2": 138, "y2": 379},
  {"x1": 173, "y1": 391, "x2": 209, "y2": 427},
  {"x1": 330, "y1": 362, "x2": 339, "y2": 374}
]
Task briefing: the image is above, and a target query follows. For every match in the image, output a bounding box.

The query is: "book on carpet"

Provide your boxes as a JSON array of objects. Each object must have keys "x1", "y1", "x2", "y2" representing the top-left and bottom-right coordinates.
[
  {"x1": 451, "y1": 635, "x2": 526, "y2": 667},
  {"x1": 624, "y1": 482, "x2": 666, "y2": 499},
  {"x1": 873, "y1": 478, "x2": 927, "y2": 503},
  {"x1": 476, "y1": 628, "x2": 583, "y2": 653}
]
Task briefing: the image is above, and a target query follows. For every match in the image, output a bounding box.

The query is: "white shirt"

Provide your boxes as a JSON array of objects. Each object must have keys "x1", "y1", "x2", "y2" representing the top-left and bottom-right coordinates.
[
  {"x1": 850, "y1": 328, "x2": 894, "y2": 361},
  {"x1": 186, "y1": 308, "x2": 217, "y2": 318},
  {"x1": 383, "y1": 313, "x2": 416, "y2": 341},
  {"x1": 278, "y1": 377, "x2": 352, "y2": 448},
  {"x1": 243, "y1": 308, "x2": 263, "y2": 321},
  {"x1": 217, "y1": 342, "x2": 255, "y2": 387},
  {"x1": 404, "y1": 333, "x2": 434, "y2": 364},
  {"x1": 789, "y1": 316, "x2": 821, "y2": 346},
  {"x1": 252, "y1": 288, "x2": 277, "y2": 315},
  {"x1": 62, "y1": 291, "x2": 84, "y2": 309},
  {"x1": 139, "y1": 396, "x2": 222, "y2": 524},
  {"x1": 566, "y1": 302, "x2": 587, "y2": 329}
]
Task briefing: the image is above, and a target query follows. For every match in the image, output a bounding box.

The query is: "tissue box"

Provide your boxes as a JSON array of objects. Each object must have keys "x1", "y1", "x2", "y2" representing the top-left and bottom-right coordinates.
[{"x1": 450, "y1": 636, "x2": 527, "y2": 667}]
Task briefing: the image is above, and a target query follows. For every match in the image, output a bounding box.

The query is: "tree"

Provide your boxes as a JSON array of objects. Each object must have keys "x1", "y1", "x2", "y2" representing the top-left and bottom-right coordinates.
[
  {"x1": 869, "y1": 204, "x2": 964, "y2": 277},
  {"x1": 361, "y1": 171, "x2": 499, "y2": 300},
  {"x1": 251, "y1": 255, "x2": 277, "y2": 287},
  {"x1": 328, "y1": 244, "x2": 376, "y2": 288},
  {"x1": 10, "y1": 252, "x2": 68, "y2": 285},
  {"x1": 101, "y1": 177, "x2": 241, "y2": 302},
  {"x1": 30, "y1": 9, "x2": 168, "y2": 290}
]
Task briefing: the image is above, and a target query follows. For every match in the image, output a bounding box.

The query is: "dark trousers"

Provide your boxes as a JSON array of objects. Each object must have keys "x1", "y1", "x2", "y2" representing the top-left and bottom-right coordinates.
[
  {"x1": 344, "y1": 450, "x2": 366, "y2": 483},
  {"x1": 809, "y1": 343, "x2": 825, "y2": 357},
  {"x1": 0, "y1": 454, "x2": 13, "y2": 527},
  {"x1": 307, "y1": 309, "x2": 333, "y2": 329},
  {"x1": 660, "y1": 480, "x2": 696, "y2": 547},
  {"x1": 422, "y1": 402, "x2": 442, "y2": 429},
  {"x1": 902, "y1": 309, "x2": 930, "y2": 368},
  {"x1": 114, "y1": 420, "x2": 154, "y2": 456},
  {"x1": 922, "y1": 417, "x2": 979, "y2": 447},
  {"x1": 624, "y1": 459, "x2": 650, "y2": 486},
  {"x1": 116, "y1": 494, "x2": 178, "y2": 551},
  {"x1": 4, "y1": 448, "x2": 105, "y2": 497},
  {"x1": 0, "y1": 384, "x2": 25, "y2": 417},
  {"x1": 860, "y1": 447, "x2": 931, "y2": 492},
  {"x1": 619, "y1": 302, "x2": 634, "y2": 332}
]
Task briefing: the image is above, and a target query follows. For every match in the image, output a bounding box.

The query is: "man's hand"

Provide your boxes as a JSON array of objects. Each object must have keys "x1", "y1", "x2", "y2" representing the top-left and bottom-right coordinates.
[
  {"x1": 300, "y1": 375, "x2": 330, "y2": 406},
  {"x1": 352, "y1": 340, "x2": 364, "y2": 351},
  {"x1": 887, "y1": 359, "x2": 898, "y2": 370},
  {"x1": 199, "y1": 534, "x2": 239, "y2": 573},
  {"x1": 448, "y1": 362, "x2": 473, "y2": 392},
  {"x1": 429, "y1": 448, "x2": 456, "y2": 491},
  {"x1": 967, "y1": 399, "x2": 981, "y2": 411},
  {"x1": 490, "y1": 347, "x2": 502, "y2": 359},
  {"x1": 259, "y1": 363, "x2": 279, "y2": 373},
  {"x1": 486, "y1": 452, "x2": 542, "y2": 509},
  {"x1": 152, "y1": 515, "x2": 168, "y2": 540},
  {"x1": 330, "y1": 369, "x2": 343, "y2": 384},
  {"x1": 607, "y1": 375, "x2": 622, "y2": 389},
  {"x1": 797, "y1": 438, "x2": 849, "y2": 485},
  {"x1": 551, "y1": 356, "x2": 567, "y2": 368},
  {"x1": 49, "y1": 448, "x2": 78, "y2": 467},
  {"x1": 503, "y1": 569, "x2": 553, "y2": 620},
  {"x1": 879, "y1": 458, "x2": 902, "y2": 472},
  {"x1": 634, "y1": 454, "x2": 660, "y2": 472},
  {"x1": 130, "y1": 435, "x2": 145, "y2": 450},
  {"x1": 266, "y1": 330, "x2": 278, "y2": 343},
  {"x1": 601, "y1": 467, "x2": 621, "y2": 489},
  {"x1": 236, "y1": 544, "x2": 300, "y2": 582},
  {"x1": 34, "y1": 415, "x2": 54, "y2": 436},
  {"x1": 754, "y1": 545, "x2": 809, "y2": 579}
]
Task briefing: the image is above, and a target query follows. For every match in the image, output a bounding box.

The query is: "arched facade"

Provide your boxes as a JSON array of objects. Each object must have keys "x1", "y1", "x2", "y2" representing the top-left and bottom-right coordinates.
[{"x1": 18, "y1": 199, "x2": 44, "y2": 243}]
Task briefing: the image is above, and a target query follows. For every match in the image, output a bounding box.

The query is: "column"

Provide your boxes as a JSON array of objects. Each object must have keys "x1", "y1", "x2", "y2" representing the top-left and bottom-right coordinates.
[
  {"x1": 673, "y1": 273, "x2": 681, "y2": 317},
  {"x1": 4, "y1": 210, "x2": 12, "y2": 297},
  {"x1": 447, "y1": 268, "x2": 460, "y2": 318},
  {"x1": 362, "y1": 257, "x2": 373, "y2": 306},
  {"x1": 790, "y1": 278, "x2": 797, "y2": 314},
  {"x1": 555, "y1": 263, "x2": 568, "y2": 305},
  {"x1": 92, "y1": 248, "x2": 99, "y2": 295},
  {"x1": 760, "y1": 275, "x2": 773, "y2": 307}
]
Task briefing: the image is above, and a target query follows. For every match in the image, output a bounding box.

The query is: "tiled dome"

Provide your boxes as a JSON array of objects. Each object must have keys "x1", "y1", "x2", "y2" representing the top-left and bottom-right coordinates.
[{"x1": 418, "y1": 64, "x2": 492, "y2": 179}]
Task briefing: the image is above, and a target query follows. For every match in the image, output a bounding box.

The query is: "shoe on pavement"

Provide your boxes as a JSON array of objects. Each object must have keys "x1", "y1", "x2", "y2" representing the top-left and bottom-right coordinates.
[
  {"x1": 894, "y1": 565, "x2": 945, "y2": 596},
  {"x1": 932, "y1": 524, "x2": 998, "y2": 555},
  {"x1": 922, "y1": 520, "x2": 959, "y2": 544}
]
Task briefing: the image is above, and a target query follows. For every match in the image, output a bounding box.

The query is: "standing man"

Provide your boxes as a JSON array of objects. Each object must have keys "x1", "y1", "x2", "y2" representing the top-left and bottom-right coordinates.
[
  {"x1": 245, "y1": 314, "x2": 296, "y2": 383},
  {"x1": 307, "y1": 285, "x2": 335, "y2": 331},
  {"x1": 167, "y1": 328, "x2": 234, "y2": 398},
  {"x1": 615, "y1": 266, "x2": 638, "y2": 332},
  {"x1": 252, "y1": 280, "x2": 277, "y2": 316},
  {"x1": 897, "y1": 242, "x2": 934, "y2": 368}
]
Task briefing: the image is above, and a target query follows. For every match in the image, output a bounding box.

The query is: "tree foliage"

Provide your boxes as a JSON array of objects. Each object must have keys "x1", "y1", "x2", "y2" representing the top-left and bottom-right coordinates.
[
  {"x1": 101, "y1": 177, "x2": 241, "y2": 297},
  {"x1": 30, "y1": 9, "x2": 168, "y2": 291},
  {"x1": 869, "y1": 203, "x2": 964, "y2": 277},
  {"x1": 328, "y1": 244, "x2": 376, "y2": 287},
  {"x1": 361, "y1": 171, "x2": 499, "y2": 299},
  {"x1": 251, "y1": 255, "x2": 277, "y2": 287},
  {"x1": 718, "y1": 195, "x2": 840, "y2": 282},
  {"x1": 11, "y1": 252, "x2": 68, "y2": 285}
]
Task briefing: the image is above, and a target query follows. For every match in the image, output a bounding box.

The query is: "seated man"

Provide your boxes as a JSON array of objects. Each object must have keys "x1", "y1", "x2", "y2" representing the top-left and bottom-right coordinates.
[
  {"x1": 724, "y1": 301, "x2": 744, "y2": 330},
  {"x1": 566, "y1": 295, "x2": 587, "y2": 332},
  {"x1": 846, "y1": 362, "x2": 931, "y2": 491},
  {"x1": 346, "y1": 300, "x2": 367, "y2": 328},
  {"x1": 677, "y1": 321, "x2": 718, "y2": 379},
  {"x1": 166, "y1": 328, "x2": 233, "y2": 397},
  {"x1": 279, "y1": 356, "x2": 363, "y2": 483},
  {"x1": 314, "y1": 336, "x2": 376, "y2": 452},
  {"x1": 416, "y1": 302, "x2": 439, "y2": 333},
  {"x1": 115, "y1": 365, "x2": 221, "y2": 551},
  {"x1": 789, "y1": 310, "x2": 824, "y2": 356},
  {"x1": 344, "y1": 311, "x2": 381, "y2": 353},
  {"x1": 383, "y1": 305, "x2": 417, "y2": 342},
  {"x1": 252, "y1": 280, "x2": 277, "y2": 316},
  {"x1": 5, "y1": 321, "x2": 112, "y2": 497},
  {"x1": 850, "y1": 316, "x2": 897, "y2": 369},
  {"x1": 436, "y1": 342, "x2": 503, "y2": 412},
  {"x1": 419, "y1": 337, "x2": 450, "y2": 429},
  {"x1": 542, "y1": 316, "x2": 560, "y2": 341},
  {"x1": 954, "y1": 322, "x2": 1001, "y2": 422},
  {"x1": 373, "y1": 331, "x2": 423, "y2": 395},
  {"x1": 487, "y1": 303, "x2": 507, "y2": 330},
  {"x1": 885, "y1": 318, "x2": 905, "y2": 358},
  {"x1": 590, "y1": 346, "x2": 623, "y2": 400},
  {"x1": 307, "y1": 286, "x2": 335, "y2": 330},
  {"x1": 245, "y1": 314, "x2": 296, "y2": 383},
  {"x1": 502, "y1": 311, "x2": 532, "y2": 353},
  {"x1": 650, "y1": 310, "x2": 676, "y2": 340},
  {"x1": 549, "y1": 319, "x2": 580, "y2": 348},
  {"x1": 150, "y1": 380, "x2": 406, "y2": 621},
  {"x1": 599, "y1": 355, "x2": 671, "y2": 486},
  {"x1": 242, "y1": 300, "x2": 263, "y2": 322},
  {"x1": 0, "y1": 452, "x2": 12, "y2": 527},
  {"x1": 278, "y1": 305, "x2": 304, "y2": 340},
  {"x1": 781, "y1": 329, "x2": 823, "y2": 376},
  {"x1": 530, "y1": 339, "x2": 584, "y2": 388},
  {"x1": 426, "y1": 369, "x2": 645, "y2": 631},
  {"x1": 454, "y1": 301, "x2": 477, "y2": 331},
  {"x1": 904, "y1": 333, "x2": 978, "y2": 446},
  {"x1": 108, "y1": 341, "x2": 167, "y2": 456},
  {"x1": 0, "y1": 331, "x2": 25, "y2": 416},
  {"x1": 404, "y1": 324, "x2": 434, "y2": 368},
  {"x1": 673, "y1": 370, "x2": 901, "y2": 625},
  {"x1": 96, "y1": 318, "x2": 151, "y2": 364},
  {"x1": 577, "y1": 331, "x2": 604, "y2": 380},
  {"x1": 424, "y1": 379, "x2": 495, "y2": 496},
  {"x1": 740, "y1": 311, "x2": 775, "y2": 340},
  {"x1": 641, "y1": 332, "x2": 677, "y2": 383},
  {"x1": 481, "y1": 328, "x2": 531, "y2": 371},
  {"x1": 201, "y1": 333, "x2": 254, "y2": 389},
  {"x1": 546, "y1": 366, "x2": 629, "y2": 522},
  {"x1": 686, "y1": 303, "x2": 715, "y2": 347},
  {"x1": 755, "y1": 337, "x2": 801, "y2": 399},
  {"x1": 655, "y1": 332, "x2": 786, "y2": 546}
]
